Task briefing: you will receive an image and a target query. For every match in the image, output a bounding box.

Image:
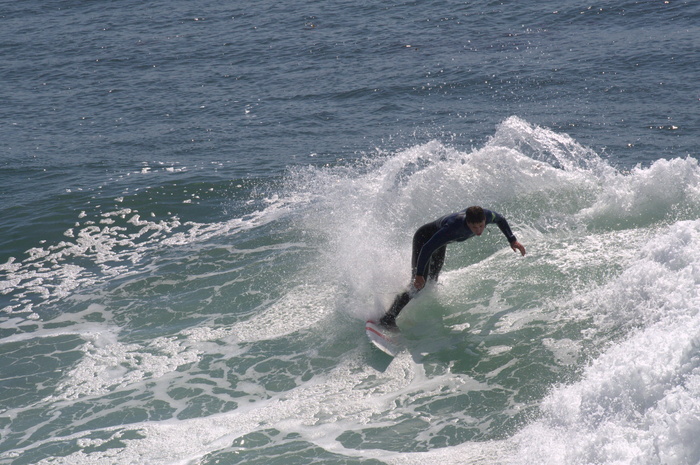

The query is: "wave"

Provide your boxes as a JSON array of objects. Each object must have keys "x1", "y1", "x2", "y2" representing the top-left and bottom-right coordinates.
[
  {"x1": 3, "y1": 117, "x2": 700, "y2": 464},
  {"x1": 507, "y1": 219, "x2": 700, "y2": 465}
]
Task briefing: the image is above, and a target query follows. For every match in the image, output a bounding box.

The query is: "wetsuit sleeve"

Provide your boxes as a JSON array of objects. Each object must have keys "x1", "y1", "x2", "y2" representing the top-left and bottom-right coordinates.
[
  {"x1": 488, "y1": 210, "x2": 517, "y2": 243},
  {"x1": 414, "y1": 228, "x2": 452, "y2": 277}
]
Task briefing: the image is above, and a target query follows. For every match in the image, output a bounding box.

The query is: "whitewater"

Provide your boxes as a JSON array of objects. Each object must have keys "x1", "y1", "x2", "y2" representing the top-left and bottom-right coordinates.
[{"x1": 1, "y1": 117, "x2": 699, "y2": 464}]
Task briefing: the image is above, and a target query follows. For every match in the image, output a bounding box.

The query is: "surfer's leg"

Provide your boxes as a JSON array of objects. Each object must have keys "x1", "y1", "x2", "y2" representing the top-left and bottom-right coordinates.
[
  {"x1": 411, "y1": 223, "x2": 440, "y2": 269},
  {"x1": 380, "y1": 291, "x2": 411, "y2": 328},
  {"x1": 427, "y1": 245, "x2": 446, "y2": 282},
  {"x1": 381, "y1": 222, "x2": 437, "y2": 329}
]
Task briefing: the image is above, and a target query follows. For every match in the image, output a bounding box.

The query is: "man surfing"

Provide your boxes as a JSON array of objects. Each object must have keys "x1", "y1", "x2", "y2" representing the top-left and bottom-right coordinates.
[{"x1": 379, "y1": 206, "x2": 526, "y2": 329}]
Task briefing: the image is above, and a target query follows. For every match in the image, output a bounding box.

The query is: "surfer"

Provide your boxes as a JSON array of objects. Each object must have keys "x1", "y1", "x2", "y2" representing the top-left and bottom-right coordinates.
[{"x1": 379, "y1": 206, "x2": 526, "y2": 329}]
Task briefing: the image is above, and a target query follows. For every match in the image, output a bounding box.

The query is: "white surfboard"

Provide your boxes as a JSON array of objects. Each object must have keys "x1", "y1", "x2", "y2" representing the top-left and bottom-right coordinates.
[{"x1": 365, "y1": 320, "x2": 401, "y2": 356}]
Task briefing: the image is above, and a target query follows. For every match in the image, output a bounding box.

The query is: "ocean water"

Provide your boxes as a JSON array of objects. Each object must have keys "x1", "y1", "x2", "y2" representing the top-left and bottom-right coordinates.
[{"x1": 1, "y1": 0, "x2": 700, "y2": 464}]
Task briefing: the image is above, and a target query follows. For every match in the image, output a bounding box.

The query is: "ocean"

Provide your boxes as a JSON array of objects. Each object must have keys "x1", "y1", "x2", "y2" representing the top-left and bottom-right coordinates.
[{"x1": 1, "y1": 0, "x2": 700, "y2": 464}]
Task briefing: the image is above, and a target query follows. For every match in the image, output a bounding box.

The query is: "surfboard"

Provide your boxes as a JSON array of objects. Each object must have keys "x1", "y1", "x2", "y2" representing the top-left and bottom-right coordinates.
[{"x1": 365, "y1": 320, "x2": 401, "y2": 356}]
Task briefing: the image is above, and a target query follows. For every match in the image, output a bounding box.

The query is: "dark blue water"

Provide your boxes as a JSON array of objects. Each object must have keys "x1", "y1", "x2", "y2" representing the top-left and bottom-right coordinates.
[{"x1": 1, "y1": 1, "x2": 700, "y2": 464}]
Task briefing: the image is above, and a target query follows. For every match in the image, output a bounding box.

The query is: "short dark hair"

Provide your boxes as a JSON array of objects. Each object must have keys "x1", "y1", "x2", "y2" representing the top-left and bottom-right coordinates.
[{"x1": 465, "y1": 206, "x2": 485, "y2": 224}]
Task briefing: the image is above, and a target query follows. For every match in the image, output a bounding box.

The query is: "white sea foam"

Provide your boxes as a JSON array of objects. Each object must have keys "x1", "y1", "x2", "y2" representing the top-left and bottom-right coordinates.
[
  {"x1": 31, "y1": 349, "x2": 492, "y2": 465},
  {"x1": 505, "y1": 220, "x2": 700, "y2": 465},
  {"x1": 0, "y1": 188, "x2": 295, "y2": 321},
  {"x1": 45, "y1": 333, "x2": 202, "y2": 402}
]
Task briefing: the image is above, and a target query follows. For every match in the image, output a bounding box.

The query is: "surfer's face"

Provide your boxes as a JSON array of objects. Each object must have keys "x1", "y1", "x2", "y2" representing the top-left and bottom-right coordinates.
[{"x1": 467, "y1": 221, "x2": 486, "y2": 236}]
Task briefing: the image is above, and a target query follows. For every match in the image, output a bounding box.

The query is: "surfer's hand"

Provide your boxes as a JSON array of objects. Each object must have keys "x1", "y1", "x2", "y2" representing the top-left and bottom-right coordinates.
[
  {"x1": 413, "y1": 275, "x2": 426, "y2": 290},
  {"x1": 511, "y1": 241, "x2": 526, "y2": 256}
]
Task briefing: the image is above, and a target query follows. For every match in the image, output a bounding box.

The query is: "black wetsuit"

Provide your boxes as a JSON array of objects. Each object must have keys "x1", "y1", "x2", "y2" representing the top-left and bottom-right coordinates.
[{"x1": 380, "y1": 208, "x2": 517, "y2": 328}]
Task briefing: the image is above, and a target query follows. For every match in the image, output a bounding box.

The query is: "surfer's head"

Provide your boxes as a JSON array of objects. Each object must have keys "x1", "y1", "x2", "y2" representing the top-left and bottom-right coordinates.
[
  {"x1": 465, "y1": 206, "x2": 485, "y2": 224},
  {"x1": 465, "y1": 206, "x2": 486, "y2": 236}
]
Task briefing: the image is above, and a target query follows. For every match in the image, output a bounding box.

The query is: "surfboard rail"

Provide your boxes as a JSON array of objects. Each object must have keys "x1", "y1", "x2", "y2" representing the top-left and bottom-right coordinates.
[{"x1": 365, "y1": 320, "x2": 401, "y2": 356}]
